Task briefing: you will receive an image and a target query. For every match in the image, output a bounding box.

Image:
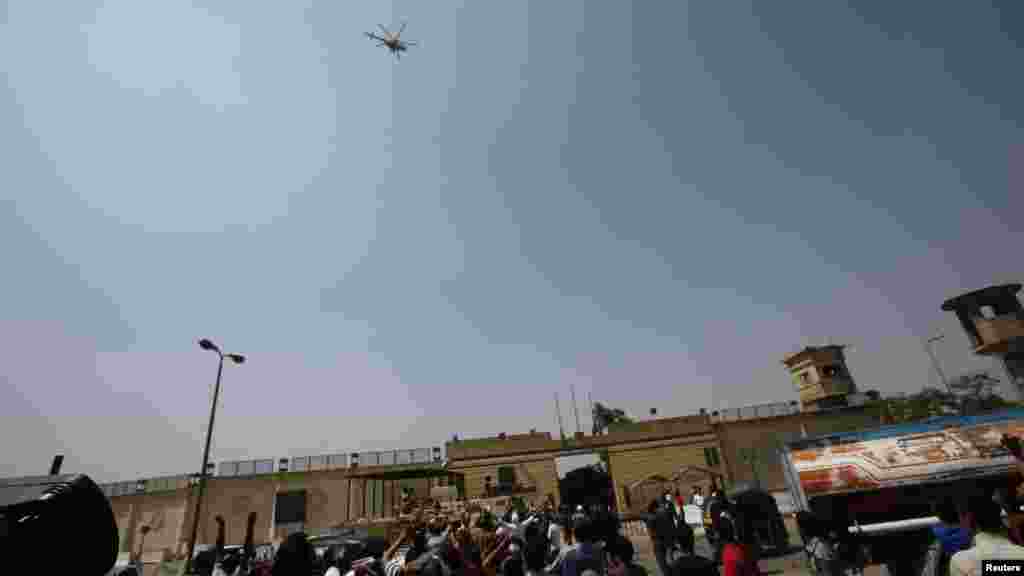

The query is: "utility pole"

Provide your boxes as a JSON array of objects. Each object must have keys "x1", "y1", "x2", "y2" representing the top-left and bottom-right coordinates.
[
  {"x1": 925, "y1": 334, "x2": 952, "y2": 394},
  {"x1": 184, "y1": 340, "x2": 245, "y2": 576}
]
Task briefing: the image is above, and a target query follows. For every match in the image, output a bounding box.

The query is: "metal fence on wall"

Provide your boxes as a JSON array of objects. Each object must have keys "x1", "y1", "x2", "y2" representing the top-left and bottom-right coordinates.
[
  {"x1": 101, "y1": 446, "x2": 442, "y2": 496},
  {"x1": 214, "y1": 446, "x2": 441, "y2": 478},
  {"x1": 100, "y1": 474, "x2": 191, "y2": 498},
  {"x1": 711, "y1": 401, "x2": 801, "y2": 422}
]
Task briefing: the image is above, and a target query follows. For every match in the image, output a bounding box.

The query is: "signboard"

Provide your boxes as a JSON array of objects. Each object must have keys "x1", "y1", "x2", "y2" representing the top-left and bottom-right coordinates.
[{"x1": 791, "y1": 417, "x2": 1024, "y2": 496}]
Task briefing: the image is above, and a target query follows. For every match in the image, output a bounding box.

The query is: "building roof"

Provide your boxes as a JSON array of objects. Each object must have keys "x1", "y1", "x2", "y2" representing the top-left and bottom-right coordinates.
[
  {"x1": 941, "y1": 283, "x2": 1023, "y2": 311},
  {"x1": 782, "y1": 345, "x2": 847, "y2": 367}
]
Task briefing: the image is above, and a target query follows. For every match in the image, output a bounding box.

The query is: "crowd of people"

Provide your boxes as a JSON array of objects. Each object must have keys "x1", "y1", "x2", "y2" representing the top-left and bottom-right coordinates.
[
  {"x1": 190, "y1": 434, "x2": 1024, "y2": 576},
  {"x1": 199, "y1": 492, "x2": 768, "y2": 576}
]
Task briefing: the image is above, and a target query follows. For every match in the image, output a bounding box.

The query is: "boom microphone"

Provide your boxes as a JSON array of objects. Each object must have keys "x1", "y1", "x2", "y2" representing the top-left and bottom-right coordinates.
[{"x1": 0, "y1": 474, "x2": 119, "y2": 576}]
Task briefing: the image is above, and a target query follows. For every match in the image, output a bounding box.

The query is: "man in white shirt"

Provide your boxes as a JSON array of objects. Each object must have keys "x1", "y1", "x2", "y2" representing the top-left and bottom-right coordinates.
[
  {"x1": 950, "y1": 491, "x2": 1024, "y2": 576},
  {"x1": 690, "y1": 487, "x2": 705, "y2": 509}
]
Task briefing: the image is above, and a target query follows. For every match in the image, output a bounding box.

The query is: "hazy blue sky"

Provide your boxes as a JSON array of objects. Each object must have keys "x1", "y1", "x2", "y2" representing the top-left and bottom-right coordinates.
[{"x1": 2, "y1": 1, "x2": 1022, "y2": 483}]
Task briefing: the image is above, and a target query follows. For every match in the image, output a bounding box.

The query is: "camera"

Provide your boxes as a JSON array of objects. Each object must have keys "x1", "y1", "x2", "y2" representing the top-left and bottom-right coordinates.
[{"x1": 0, "y1": 474, "x2": 119, "y2": 576}]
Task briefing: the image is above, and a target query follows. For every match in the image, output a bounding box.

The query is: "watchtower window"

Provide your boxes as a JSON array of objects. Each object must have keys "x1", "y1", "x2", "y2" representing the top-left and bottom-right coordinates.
[{"x1": 821, "y1": 365, "x2": 843, "y2": 378}]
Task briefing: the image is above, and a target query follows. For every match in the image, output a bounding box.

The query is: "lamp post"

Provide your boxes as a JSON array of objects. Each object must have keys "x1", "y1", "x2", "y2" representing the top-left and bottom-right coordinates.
[
  {"x1": 925, "y1": 334, "x2": 951, "y2": 394},
  {"x1": 183, "y1": 339, "x2": 245, "y2": 575}
]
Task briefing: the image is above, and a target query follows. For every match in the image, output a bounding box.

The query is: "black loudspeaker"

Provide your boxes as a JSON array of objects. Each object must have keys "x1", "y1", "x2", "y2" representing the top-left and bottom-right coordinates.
[{"x1": 0, "y1": 474, "x2": 119, "y2": 576}]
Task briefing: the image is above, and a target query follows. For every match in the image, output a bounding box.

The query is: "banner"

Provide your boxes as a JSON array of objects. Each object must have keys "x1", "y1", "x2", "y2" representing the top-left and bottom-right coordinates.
[{"x1": 791, "y1": 417, "x2": 1024, "y2": 496}]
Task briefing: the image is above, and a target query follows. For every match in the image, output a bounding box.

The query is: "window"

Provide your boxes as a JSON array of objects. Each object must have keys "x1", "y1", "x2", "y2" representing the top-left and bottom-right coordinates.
[
  {"x1": 497, "y1": 466, "x2": 516, "y2": 486},
  {"x1": 275, "y1": 491, "x2": 306, "y2": 525},
  {"x1": 703, "y1": 446, "x2": 721, "y2": 468},
  {"x1": 237, "y1": 460, "x2": 255, "y2": 476},
  {"x1": 255, "y1": 459, "x2": 274, "y2": 475},
  {"x1": 981, "y1": 305, "x2": 997, "y2": 319},
  {"x1": 821, "y1": 365, "x2": 843, "y2": 378},
  {"x1": 291, "y1": 457, "x2": 308, "y2": 472},
  {"x1": 219, "y1": 462, "x2": 239, "y2": 477}
]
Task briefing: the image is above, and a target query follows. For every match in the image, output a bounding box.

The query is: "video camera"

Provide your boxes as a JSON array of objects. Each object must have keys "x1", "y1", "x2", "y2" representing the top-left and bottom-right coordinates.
[{"x1": 0, "y1": 474, "x2": 119, "y2": 576}]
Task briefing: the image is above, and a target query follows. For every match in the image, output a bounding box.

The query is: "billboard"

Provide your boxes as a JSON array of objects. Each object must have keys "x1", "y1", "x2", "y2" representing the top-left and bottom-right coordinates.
[{"x1": 790, "y1": 416, "x2": 1024, "y2": 496}]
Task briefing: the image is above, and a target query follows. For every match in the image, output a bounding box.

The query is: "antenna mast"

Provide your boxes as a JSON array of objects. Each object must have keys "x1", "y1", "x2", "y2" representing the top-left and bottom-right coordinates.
[
  {"x1": 554, "y1": 393, "x2": 566, "y2": 440},
  {"x1": 571, "y1": 383, "x2": 581, "y2": 435},
  {"x1": 588, "y1": 392, "x2": 596, "y2": 434}
]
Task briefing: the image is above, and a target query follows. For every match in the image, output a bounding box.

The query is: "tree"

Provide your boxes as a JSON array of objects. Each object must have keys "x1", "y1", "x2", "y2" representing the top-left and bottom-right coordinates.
[
  {"x1": 948, "y1": 370, "x2": 1008, "y2": 414},
  {"x1": 592, "y1": 402, "x2": 633, "y2": 435},
  {"x1": 879, "y1": 371, "x2": 1010, "y2": 424}
]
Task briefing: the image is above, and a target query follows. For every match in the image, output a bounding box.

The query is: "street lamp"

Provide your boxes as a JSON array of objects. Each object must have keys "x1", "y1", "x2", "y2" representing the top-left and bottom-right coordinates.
[
  {"x1": 184, "y1": 339, "x2": 245, "y2": 575},
  {"x1": 925, "y1": 334, "x2": 951, "y2": 394}
]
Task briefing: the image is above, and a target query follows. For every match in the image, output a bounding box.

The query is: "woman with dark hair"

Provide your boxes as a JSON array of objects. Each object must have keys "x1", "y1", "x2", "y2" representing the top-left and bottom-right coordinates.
[{"x1": 272, "y1": 533, "x2": 315, "y2": 576}]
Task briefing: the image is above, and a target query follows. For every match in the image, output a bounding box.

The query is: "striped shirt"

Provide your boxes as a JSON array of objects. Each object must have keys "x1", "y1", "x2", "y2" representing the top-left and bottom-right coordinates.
[{"x1": 385, "y1": 546, "x2": 412, "y2": 576}]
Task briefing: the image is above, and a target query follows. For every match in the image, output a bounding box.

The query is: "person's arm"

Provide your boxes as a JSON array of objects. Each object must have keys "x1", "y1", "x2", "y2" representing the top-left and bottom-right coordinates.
[
  {"x1": 559, "y1": 548, "x2": 575, "y2": 576},
  {"x1": 482, "y1": 535, "x2": 511, "y2": 576},
  {"x1": 384, "y1": 529, "x2": 411, "y2": 562}
]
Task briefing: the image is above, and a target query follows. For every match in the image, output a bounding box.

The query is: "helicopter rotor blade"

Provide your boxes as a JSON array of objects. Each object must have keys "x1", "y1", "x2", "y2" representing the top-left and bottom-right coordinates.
[
  {"x1": 403, "y1": 40, "x2": 417, "y2": 46},
  {"x1": 398, "y1": 21, "x2": 407, "y2": 36}
]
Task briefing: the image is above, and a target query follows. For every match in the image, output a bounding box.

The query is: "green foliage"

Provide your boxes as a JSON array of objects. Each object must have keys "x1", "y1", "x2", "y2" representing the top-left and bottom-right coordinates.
[
  {"x1": 592, "y1": 402, "x2": 634, "y2": 435},
  {"x1": 877, "y1": 377, "x2": 1013, "y2": 424},
  {"x1": 606, "y1": 420, "x2": 641, "y2": 434},
  {"x1": 272, "y1": 471, "x2": 309, "y2": 483},
  {"x1": 451, "y1": 437, "x2": 509, "y2": 449}
]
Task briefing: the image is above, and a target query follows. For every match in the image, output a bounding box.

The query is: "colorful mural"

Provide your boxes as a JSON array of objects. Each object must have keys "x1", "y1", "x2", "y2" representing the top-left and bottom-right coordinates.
[{"x1": 791, "y1": 414, "x2": 1024, "y2": 496}]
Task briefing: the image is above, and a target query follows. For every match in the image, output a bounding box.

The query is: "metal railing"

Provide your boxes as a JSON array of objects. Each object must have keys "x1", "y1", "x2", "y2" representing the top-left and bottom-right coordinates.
[
  {"x1": 102, "y1": 447, "x2": 444, "y2": 495},
  {"x1": 711, "y1": 401, "x2": 802, "y2": 422},
  {"x1": 100, "y1": 474, "x2": 192, "y2": 498}
]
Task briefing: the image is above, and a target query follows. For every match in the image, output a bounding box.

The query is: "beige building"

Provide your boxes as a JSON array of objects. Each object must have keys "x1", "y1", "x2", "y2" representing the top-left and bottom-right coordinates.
[
  {"x1": 101, "y1": 401, "x2": 883, "y2": 560},
  {"x1": 105, "y1": 458, "x2": 447, "y2": 559}
]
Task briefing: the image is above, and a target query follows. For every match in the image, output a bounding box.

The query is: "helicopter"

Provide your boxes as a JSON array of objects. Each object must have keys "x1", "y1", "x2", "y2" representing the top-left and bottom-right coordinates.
[{"x1": 365, "y1": 22, "x2": 417, "y2": 60}]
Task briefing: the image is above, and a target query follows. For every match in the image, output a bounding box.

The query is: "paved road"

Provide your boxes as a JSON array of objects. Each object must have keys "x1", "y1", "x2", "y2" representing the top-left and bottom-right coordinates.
[{"x1": 632, "y1": 534, "x2": 810, "y2": 575}]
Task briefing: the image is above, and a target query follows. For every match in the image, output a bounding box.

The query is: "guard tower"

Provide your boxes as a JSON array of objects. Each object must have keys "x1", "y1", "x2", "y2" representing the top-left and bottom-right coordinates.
[
  {"x1": 782, "y1": 345, "x2": 858, "y2": 411},
  {"x1": 941, "y1": 283, "x2": 1024, "y2": 401}
]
